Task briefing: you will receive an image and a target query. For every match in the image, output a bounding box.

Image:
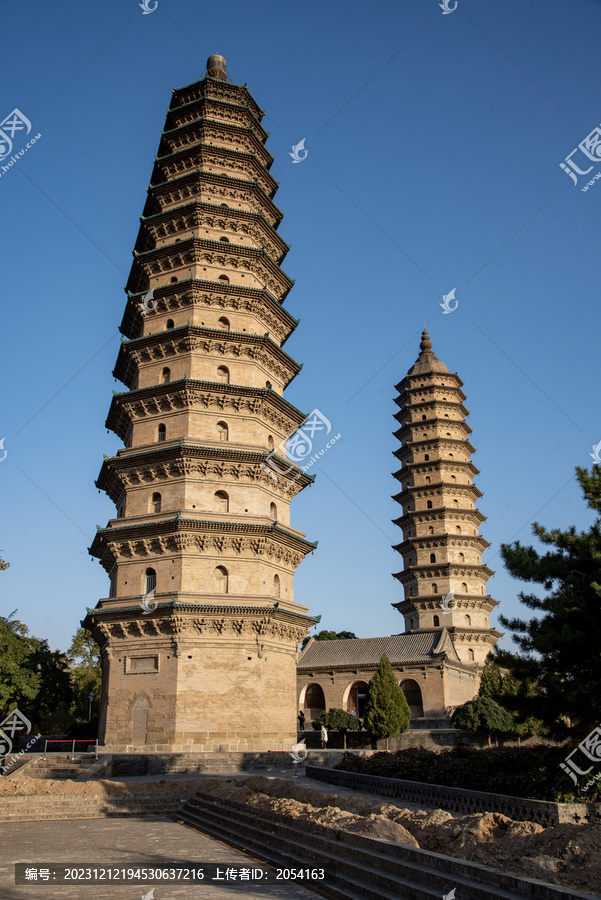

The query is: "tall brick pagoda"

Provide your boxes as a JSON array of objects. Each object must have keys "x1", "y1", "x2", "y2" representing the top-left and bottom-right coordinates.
[
  {"x1": 391, "y1": 330, "x2": 501, "y2": 667},
  {"x1": 84, "y1": 54, "x2": 317, "y2": 751}
]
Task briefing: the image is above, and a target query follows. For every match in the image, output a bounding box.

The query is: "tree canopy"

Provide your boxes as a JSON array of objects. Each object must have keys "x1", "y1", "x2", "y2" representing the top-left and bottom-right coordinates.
[
  {"x1": 498, "y1": 464, "x2": 601, "y2": 737},
  {"x1": 311, "y1": 708, "x2": 362, "y2": 731},
  {"x1": 364, "y1": 653, "x2": 410, "y2": 739},
  {"x1": 0, "y1": 615, "x2": 101, "y2": 734},
  {"x1": 68, "y1": 628, "x2": 101, "y2": 724},
  {"x1": 301, "y1": 629, "x2": 357, "y2": 651},
  {"x1": 0, "y1": 612, "x2": 41, "y2": 717},
  {"x1": 451, "y1": 696, "x2": 514, "y2": 736},
  {"x1": 477, "y1": 652, "x2": 544, "y2": 736}
]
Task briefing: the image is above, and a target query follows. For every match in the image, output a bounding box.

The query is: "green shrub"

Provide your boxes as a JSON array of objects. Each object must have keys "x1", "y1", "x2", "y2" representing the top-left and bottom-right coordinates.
[
  {"x1": 333, "y1": 746, "x2": 599, "y2": 802},
  {"x1": 450, "y1": 697, "x2": 514, "y2": 735},
  {"x1": 312, "y1": 708, "x2": 362, "y2": 731}
]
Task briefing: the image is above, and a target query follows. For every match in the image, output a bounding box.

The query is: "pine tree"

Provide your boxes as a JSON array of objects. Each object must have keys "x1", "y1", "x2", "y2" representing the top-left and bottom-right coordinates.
[
  {"x1": 364, "y1": 653, "x2": 411, "y2": 740},
  {"x1": 477, "y1": 652, "x2": 544, "y2": 736},
  {"x1": 451, "y1": 697, "x2": 514, "y2": 741},
  {"x1": 478, "y1": 652, "x2": 504, "y2": 699},
  {"x1": 499, "y1": 464, "x2": 601, "y2": 737}
]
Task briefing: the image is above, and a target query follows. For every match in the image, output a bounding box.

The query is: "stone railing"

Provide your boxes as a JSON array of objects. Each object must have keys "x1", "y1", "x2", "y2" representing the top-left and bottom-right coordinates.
[{"x1": 306, "y1": 765, "x2": 601, "y2": 827}]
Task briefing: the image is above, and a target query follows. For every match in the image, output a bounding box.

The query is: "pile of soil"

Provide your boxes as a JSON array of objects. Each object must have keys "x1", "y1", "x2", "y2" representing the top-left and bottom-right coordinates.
[
  {"x1": 197, "y1": 777, "x2": 601, "y2": 895},
  {"x1": 0, "y1": 773, "x2": 207, "y2": 798}
]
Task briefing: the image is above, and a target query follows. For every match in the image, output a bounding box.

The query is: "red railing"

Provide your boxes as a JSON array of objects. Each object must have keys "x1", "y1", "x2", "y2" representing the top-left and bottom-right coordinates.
[{"x1": 42, "y1": 739, "x2": 99, "y2": 760}]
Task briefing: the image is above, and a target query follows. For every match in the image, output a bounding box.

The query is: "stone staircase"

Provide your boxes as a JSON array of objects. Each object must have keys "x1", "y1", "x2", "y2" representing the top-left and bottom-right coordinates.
[
  {"x1": 0, "y1": 793, "x2": 184, "y2": 822},
  {"x1": 22, "y1": 754, "x2": 99, "y2": 780},
  {"x1": 177, "y1": 790, "x2": 596, "y2": 900}
]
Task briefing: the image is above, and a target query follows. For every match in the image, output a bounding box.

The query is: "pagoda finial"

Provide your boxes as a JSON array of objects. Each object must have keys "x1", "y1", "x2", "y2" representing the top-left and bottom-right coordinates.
[
  {"x1": 207, "y1": 54, "x2": 227, "y2": 81},
  {"x1": 420, "y1": 329, "x2": 432, "y2": 352}
]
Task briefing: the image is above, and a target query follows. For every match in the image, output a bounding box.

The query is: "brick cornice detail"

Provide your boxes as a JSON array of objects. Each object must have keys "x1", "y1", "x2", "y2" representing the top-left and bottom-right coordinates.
[
  {"x1": 106, "y1": 380, "x2": 306, "y2": 442},
  {"x1": 97, "y1": 448, "x2": 311, "y2": 503},
  {"x1": 86, "y1": 608, "x2": 308, "y2": 650},
  {"x1": 120, "y1": 281, "x2": 297, "y2": 344},
  {"x1": 90, "y1": 522, "x2": 314, "y2": 573},
  {"x1": 114, "y1": 327, "x2": 300, "y2": 389}
]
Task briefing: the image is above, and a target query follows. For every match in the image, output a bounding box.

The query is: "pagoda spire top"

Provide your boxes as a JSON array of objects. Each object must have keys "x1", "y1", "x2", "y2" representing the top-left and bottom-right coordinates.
[
  {"x1": 406, "y1": 328, "x2": 449, "y2": 375},
  {"x1": 207, "y1": 53, "x2": 227, "y2": 81}
]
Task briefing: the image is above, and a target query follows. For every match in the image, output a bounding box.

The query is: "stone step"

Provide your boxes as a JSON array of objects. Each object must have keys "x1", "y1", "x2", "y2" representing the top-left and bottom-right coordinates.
[
  {"x1": 181, "y1": 796, "x2": 492, "y2": 900},
  {"x1": 180, "y1": 803, "x2": 442, "y2": 900},
  {"x1": 9, "y1": 754, "x2": 100, "y2": 780},
  {"x1": 0, "y1": 794, "x2": 184, "y2": 822},
  {"x1": 27, "y1": 770, "x2": 86, "y2": 779},
  {"x1": 178, "y1": 791, "x2": 595, "y2": 900}
]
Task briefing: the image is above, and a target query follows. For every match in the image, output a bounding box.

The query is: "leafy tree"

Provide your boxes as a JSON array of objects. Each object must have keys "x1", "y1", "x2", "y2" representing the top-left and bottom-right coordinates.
[
  {"x1": 451, "y1": 697, "x2": 515, "y2": 745},
  {"x1": 68, "y1": 628, "x2": 101, "y2": 724},
  {"x1": 498, "y1": 464, "x2": 601, "y2": 737},
  {"x1": 26, "y1": 642, "x2": 73, "y2": 726},
  {"x1": 477, "y1": 652, "x2": 544, "y2": 737},
  {"x1": 301, "y1": 629, "x2": 357, "y2": 651},
  {"x1": 364, "y1": 654, "x2": 410, "y2": 742},
  {"x1": 312, "y1": 708, "x2": 362, "y2": 731},
  {"x1": 0, "y1": 612, "x2": 41, "y2": 718},
  {"x1": 312, "y1": 707, "x2": 362, "y2": 749},
  {"x1": 0, "y1": 617, "x2": 99, "y2": 734}
]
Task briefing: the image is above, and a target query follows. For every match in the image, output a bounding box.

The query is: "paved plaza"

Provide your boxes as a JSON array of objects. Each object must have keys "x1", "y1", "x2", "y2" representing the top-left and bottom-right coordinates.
[{"x1": 0, "y1": 815, "x2": 319, "y2": 900}]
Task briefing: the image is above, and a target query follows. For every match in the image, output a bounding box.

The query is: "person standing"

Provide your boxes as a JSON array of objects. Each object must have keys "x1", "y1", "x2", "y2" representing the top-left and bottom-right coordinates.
[
  {"x1": 321, "y1": 724, "x2": 328, "y2": 749},
  {"x1": 298, "y1": 710, "x2": 305, "y2": 731}
]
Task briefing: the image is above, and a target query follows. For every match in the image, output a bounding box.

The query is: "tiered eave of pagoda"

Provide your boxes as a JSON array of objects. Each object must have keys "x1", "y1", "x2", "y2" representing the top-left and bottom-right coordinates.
[
  {"x1": 126, "y1": 237, "x2": 293, "y2": 299},
  {"x1": 158, "y1": 118, "x2": 274, "y2": 166},
  {"x1": 141, "y1": 171, "x2": 284, "y2": 225},
  {"x1": 119, "y1": 279, "x2": 298, "y2": 343},
  {"x1": 113, "y1": 325, "x2": 301, "y2": 390},
  {"x1": 392, "y1": 507, "x2": 487, "y2": 530},
  {"x1": 105, "y1": 379, "x2": 307, "y2": 443},
  {"x1": 135, "y1": 202, "x2": 289, "y2": 259},
  {"x1": 95, "y1": 444, "x2": 314, "y2": 504}
]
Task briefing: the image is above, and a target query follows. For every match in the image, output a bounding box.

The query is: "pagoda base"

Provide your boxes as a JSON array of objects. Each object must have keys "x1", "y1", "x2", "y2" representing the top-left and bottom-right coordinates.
[
  {"x1": 87, "y1": 606, "x2": 310, "y2": 754},
  {"x1": 101, "y1": 735, "x2": 296, "y2": 754}
]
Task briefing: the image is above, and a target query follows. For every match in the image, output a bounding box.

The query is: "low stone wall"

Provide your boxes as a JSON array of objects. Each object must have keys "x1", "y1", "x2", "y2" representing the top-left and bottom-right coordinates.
[
  {"x1": 0, "y1": 794, "x2": 183, "y2": 823},
  {"x1": 3, "y1": 751, "x2": 348, "y2": 781},
  {"x1": 104, "y1": 750, "x2": 346, "y2": 776},
  {"x1": 306, "y1": 765, "x2": 601, "y2": 827}
]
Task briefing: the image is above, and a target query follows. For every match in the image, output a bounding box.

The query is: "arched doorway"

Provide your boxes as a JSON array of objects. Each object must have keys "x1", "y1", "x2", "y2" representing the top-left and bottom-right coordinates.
[
  {"x1": 400, "y1": 679, "x2": 424, "y2": 718},
  {"x1": 304, "y1": 683, "x2": 326, "y2": 721},
  {"x1": 132, "y1": 698, "x2": 149, "y2": 746},
  {"x1": 347, "y1": 681, "x2": 369, "y2": 719}
]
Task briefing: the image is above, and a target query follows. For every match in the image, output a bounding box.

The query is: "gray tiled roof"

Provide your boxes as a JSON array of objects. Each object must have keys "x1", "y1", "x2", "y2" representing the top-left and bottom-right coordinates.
[{"x1": 298, "y1": 632, "x2": 458, "y2": 669}]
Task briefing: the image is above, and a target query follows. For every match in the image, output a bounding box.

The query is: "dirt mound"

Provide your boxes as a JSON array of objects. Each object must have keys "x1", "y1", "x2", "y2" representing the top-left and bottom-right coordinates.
[
  {"x1": 197, "y1": 777, "x2": 601, "y2": 894},
  {"x1": 240, "y1": 790, "x2": 420, "y2": 847},
  {"x1": 0, "y1": 774, "x2": 208, "y2": 799},
  {"x1": 343, "y1": 813, "x2": 419, "y2": 844}
]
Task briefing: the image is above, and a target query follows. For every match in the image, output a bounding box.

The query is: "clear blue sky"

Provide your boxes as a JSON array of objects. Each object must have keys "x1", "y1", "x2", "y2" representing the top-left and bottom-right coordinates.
[{"x1": 1, "y1": 0, "x2": 600, "y2": 654}]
